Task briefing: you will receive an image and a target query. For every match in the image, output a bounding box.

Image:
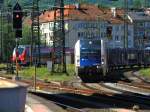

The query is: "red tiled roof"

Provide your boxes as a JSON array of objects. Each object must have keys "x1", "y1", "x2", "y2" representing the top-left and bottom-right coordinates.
[
  {"x1": 23, "y1": 17, "x2": 32, "y2": 25},
  {"x1": 39, "y1": 11, "x2": 55, "y2": 23},
  {"x1": 24, "y1": 4, "x2": 125, "y2": 25}
]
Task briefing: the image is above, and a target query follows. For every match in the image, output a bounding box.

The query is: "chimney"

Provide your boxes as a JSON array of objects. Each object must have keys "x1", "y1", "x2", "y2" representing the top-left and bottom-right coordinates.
[
  {"x1": 75, "y1": 3, "x2": 80, "y2": 9},
  {"x1": 145, "y1": 8, "x2": 150, "y2": 16},
  {"x1": 111, "y1": 7, "x2": 116, "y2": 17}
]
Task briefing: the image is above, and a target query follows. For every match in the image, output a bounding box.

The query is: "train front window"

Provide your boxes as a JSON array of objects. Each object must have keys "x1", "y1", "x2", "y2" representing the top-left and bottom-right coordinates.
[
  {"x1": 80, "y1": 49, "x2": 101, "y2": 59},
  {"x1": 80, "y1": 40, "x2": 101, "y2": 59},
  {"x1": 80, "y1": 40, "x2": 101, "y2": 49},
  {"x1": 17, "y1": 48, "x2": 24, "y2": 54}
]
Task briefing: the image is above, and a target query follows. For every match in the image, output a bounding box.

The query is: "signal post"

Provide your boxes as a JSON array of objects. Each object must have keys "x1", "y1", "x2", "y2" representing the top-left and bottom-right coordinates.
[{"x1": 13, "y1": 2, "x2": 23, "y2": 79}]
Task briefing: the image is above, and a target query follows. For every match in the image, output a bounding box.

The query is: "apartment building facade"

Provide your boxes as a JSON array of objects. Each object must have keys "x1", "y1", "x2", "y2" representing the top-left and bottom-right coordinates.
[
  {"x1": 39, "y1": 4, "x2": 134, "y2": 49},
  {"x1": 128, "y1": 10, "x2": 150, "y2": 48}
]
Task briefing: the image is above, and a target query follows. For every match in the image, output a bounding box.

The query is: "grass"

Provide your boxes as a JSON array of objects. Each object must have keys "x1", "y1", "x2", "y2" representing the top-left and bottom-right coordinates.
[
  {"x1": 0, "y1": 63, "x2": 7, "y2": 68},
  {"x1": 19, "y1": 64, "x2": 75, "y2": 82},
  {"x1": 139, "y1": 68, "x2": 150, "y2": 78}
]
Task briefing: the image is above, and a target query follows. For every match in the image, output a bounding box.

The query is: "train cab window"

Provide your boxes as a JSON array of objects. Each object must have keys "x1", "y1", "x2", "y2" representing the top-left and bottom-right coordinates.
[{"x1": 18, "y1": 48, "x2": 24, "y2": 54}]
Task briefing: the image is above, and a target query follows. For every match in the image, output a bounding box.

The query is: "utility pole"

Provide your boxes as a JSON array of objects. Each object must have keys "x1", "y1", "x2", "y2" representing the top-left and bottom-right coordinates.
[
  {"x1": 32, "y1": 0, "x2": 41, "y2": 90},
  {"x1": 6, "y1": 4, "x2": 13, "y2": 73},
  {"x1": 0, "y1": 9, "x2": 3, "y2": 62},
  {"x1": 124, "y1": 0, "x2": 128, "y2": 48},
  {"x1": 52, "y1": 0, "x2": 66, "y2": 73},
  {"x1": 31, "y1": 0, "x2": 40, "y2": 66},
  {"x1": 13, "y1": 2, "x2": 23, "y2": 78},
  {"x1": 0, "y1": 0, "x2": 3, "y2": 62}
]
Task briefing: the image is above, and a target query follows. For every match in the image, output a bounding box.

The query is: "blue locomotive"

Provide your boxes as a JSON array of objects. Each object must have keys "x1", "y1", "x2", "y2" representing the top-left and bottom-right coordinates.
[
  {"x1": 74, "y1": 39, "x2": 107, "y2": 82},
  {"x1": 75, "y1": 39, "x2": 150, "y2": 82}
]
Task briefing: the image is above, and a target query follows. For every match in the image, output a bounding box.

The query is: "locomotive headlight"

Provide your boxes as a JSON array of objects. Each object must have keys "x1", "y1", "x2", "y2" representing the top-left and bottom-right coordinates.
[
  {"x1": 81, "y1": 58, "x2": 85, "y2": 61},
  {"x1": 97, "y1": 66, "x2": 101, "y2": 68},
  {"x1": 101, "y1": 59, "x2": 104, "y2": 65},
  {"x1": 89, "y1": 41, "x2": 92, "y2": 44}
]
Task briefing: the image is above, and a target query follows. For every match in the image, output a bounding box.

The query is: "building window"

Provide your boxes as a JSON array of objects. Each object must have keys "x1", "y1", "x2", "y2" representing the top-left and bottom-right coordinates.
[
  {"x1": 106, "y1": 26, "x2": 112, "y2": 39},
  {"x1": 78, "y1": 32, "x2": 80, "y2": 38},
  {"x1": 121, "y1": 36, "x2": 124, "y2": 40},
  {"x1": 78, "y1": 32, "x2": 84, "y2": 38},
  {"x1": 115, "y1": 26, "x2": 119, "y2": 31},
  {"x1": 137, "y1": 22, "x2": 144, "y2": 27},
  {"x1": 115, "y1": 35, "x2": 119, "y2": 41},
  {"x1": 121, "y1": 25, "x2": 124, "y2": 30},
  {"x1": 49, "y1": 33, "x2": 51, "y2": 38},
  {"x1": 128, "y1": 30, "x2": 131, "y2": 36},
  {"x1": 49, "y1": 36, "x2": 53, "y2": 41}
]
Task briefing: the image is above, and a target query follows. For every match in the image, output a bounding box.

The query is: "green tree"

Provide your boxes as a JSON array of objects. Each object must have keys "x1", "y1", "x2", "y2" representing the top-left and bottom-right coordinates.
[
  {"x1": 77, "y1": 0, "x2": 89, "y2": 4},
  {"x1": 20, "y1": 23, "x2": 41, "y2": 46},
  {"x1": 20, "y1": 24, "x2": 31, "y2": 45},
  {"x1": 2, "y1": 19, "x2": 15, "y2": 62},
  {"x1": 134, "y1": 0, "x2": 142, "y2": 8}
]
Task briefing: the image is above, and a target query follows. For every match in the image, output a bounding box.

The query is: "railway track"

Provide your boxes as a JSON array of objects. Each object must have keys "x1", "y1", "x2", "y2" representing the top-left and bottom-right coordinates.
[
  {"x1": 132, "y1": 71, "x2": 150, "y2": 82},
  {"x1": 100, "y1": 83, "x2": 150, "y2": 95},
  {"x1": 81, "y1": 84, "x2": 150, "y2": 110},
  {"x1": 0, "y1": 69, "x2": 150, "y2": 111},
  {"x1": 30, "y1": 90, "x2": 109, "y2": 112},
  {"x1": 30, "y1": 88, "x2": 150, "y2": 112},
  {"x1": 118, "y1": 81, "x2": 150, "y2": 90},
  {"x1": 25, "y1": 80, "x2": 97, "y2": 95},
  {"x1": 25, "y1": 79, "x2": 150, "y2": 108},
  {"x1": 121, "y1": 70, "x2": 150, "y2": 90},
  {"x1": 1, "y1": 73, "x2": 149, "y2": 98}
]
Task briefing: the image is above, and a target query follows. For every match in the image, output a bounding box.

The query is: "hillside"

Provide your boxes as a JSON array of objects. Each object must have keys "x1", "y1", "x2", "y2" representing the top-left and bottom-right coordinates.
[{"x1": 3, "y1": 0, "x2": 150, "y2": 9}]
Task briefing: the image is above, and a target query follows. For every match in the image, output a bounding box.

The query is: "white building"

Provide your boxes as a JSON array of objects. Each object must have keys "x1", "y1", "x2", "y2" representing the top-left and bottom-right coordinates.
[
  {"x1": 39, "y1": 4, "x2": 134, "y2": 49},
  {"x1": 40, "y1": 22, "x2": 54, "y2": 46},
  {"x1": 64, "y1": 20, "x2": 107, "y2": 48},
  {"x1": 106, "y1": 24, "x2": 134, "y2": 48},
  {"x1": 39, "y1": 4, "x2": 107, "y2": 48},
  {"x1": 128, "y1": 10, "x2": 150, "y2": 48}
]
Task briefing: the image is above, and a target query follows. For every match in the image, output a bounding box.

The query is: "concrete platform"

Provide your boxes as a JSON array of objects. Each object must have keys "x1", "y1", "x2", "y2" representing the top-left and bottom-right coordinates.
[
  {"x1": 0, "y1": 79, "x2": 28, "y2": 112},
  {"x1": 0, "y1": 79, "x2": 18, "y2": 88},
  {"x1": 26, "y1": 93, "x2": 53, "y2": 112},
  {"x1": 26, "y1": 93, "x2": 67, "y2": 112}
]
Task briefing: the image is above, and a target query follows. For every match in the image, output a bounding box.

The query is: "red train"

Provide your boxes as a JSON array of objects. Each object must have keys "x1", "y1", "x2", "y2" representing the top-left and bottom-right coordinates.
[
  {"x1": 12, "y1": 45, "x2": 52, "y2": 65},
  {"x1": 12, "y1": 45, "x2": 74, "y2": 65}
]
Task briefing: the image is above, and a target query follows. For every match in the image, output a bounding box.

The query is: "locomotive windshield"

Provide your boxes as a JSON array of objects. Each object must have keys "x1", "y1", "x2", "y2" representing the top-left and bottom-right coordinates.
[
  {"x1": 17, "y1": 47, "x2": 24, "y2": 54},
  {"x1": 80, "y1": 40, "x2": 101, "y2": 49},
  {"x1": 79, "y1": 40, "x2": 101, "y2": 66},
  {"x1": 80, "y1": 40, "x2": 101, "y2": 59},
  {"x1": 80, "y1": 49, "x2": 100, "y2": 59},
  {"x1": 13, "y1": 47, "x2": 25, "y2": 55}
]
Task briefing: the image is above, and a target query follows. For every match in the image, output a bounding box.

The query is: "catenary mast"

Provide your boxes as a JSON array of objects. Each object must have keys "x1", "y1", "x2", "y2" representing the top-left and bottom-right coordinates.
[{"x1": 52, "y1": 0, "x2": 66, "y2": 73}]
